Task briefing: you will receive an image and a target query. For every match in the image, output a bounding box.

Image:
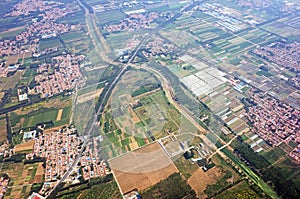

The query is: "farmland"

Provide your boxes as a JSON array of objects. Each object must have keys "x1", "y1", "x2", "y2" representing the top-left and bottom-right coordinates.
[
  {"x1": 109, "y1": 142, "x2": 178, "y2": 194},
  {"x1": 96, "y1": 10, "x2": 127, "y2": 26},
  {"x1": 61, "y1": 30, "x2": 94, "y2": 56},
  {"x1": 14, "y1": 140, "x2": 34, "y2": 153},
  {"x1": 0, "y1": 116, "x2": 7, "y2": 144},
  {"x1": 0, "y1": 162, "x2": 44, "y2": 199},
  {"x1": 10, "y1": 105, "x2": 72, "y2": 130},
  {"x1": 97, "y1": 69, "x2": 198, "y2": 159},
  {"x1": 260, "y1": 21, "x2": 300, "y2": 42}
]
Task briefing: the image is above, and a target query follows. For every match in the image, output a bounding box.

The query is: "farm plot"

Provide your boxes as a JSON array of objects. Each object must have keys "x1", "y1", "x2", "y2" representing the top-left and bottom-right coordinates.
[
  {"x1": 39, "y1": 37, "x2": 63, "y2": 51},
  {"x1": 96, "y1": 10, "x2": 127, "y2": 26},
  {"x1": 260, "y1": 21, "x2": 300, "y2": 42},
  {"x1": 0, "y1": 162, "x2": 41, "y2": 199},
  {"x1": 14, "y1": 140, "x2": 34, "y2": 153},
  {"x1": 22, "y1": 106, "x2": 71, "y2": 128},
  {"x1": 109, "y1": 142, "x2": 178, "y2": 194},
  {"x1": 159, "y1": 29, "x2": 198, "y2": 47},
  {"x1": 61, "y1": 30, "x2": 94, "y2": 55},
  {"x1": 0, "y1": 118, "x2": 7, "y2": 144}
]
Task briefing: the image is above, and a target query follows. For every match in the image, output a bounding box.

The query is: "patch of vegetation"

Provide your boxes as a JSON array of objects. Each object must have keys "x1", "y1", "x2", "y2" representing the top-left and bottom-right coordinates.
[
  {"x1": 131, "y1": 83, "x2": 161, "y2": 97},
  {"x1": 140, "y1": 172, "x2": 196, "y2": 199},
  {"x1": 174, "y1": 156, "x2": 199, "y2": 179}
]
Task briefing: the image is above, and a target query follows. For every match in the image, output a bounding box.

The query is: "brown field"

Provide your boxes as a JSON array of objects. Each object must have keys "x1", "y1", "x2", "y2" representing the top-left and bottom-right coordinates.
[
  {"x1": 188, "y1": 167, "x2": 224, "y2": 199},
  {"x1": 109, "y1": 142, "x2": 178, "y2": 194},
  {"x1": 36, "y1": 162, "x2": 44, "y2": 175},
  {"x1": 129, "y1": 137, "x2": 139, "y2": 150},
  {"x1": 0, "y1": 70, "x2": 24, "y2": 91},
  {"x1": 56, "y1": 109, "x2": 63, "y2": 121},
  {"x1": 130, "y1": 111, "x2": 140, "y2": 123},
  {"x1": 6, "y1": 54, "x2": 19, "y2": 66},
  {"x1": 14, "y1": 140, "x2": 34, "y2": 153},
  {"x1": 0, "y1": 119, "x2": 7, "y2": 143},
  {"x1": 34, "y1": 163, "x2": 45, "y2": 184},
  {"x1": 77, "y1": 88, "x2": 103, "y2": 103},
  {"x1": 15, "y1": 97, "x2": 72, "y2": 115},
  {"x1": 0, "y1": 92, "x2": 4, "y2": 102},
  {"x1": 43, "y1": 126, "x2": 66, "y2": 134}
]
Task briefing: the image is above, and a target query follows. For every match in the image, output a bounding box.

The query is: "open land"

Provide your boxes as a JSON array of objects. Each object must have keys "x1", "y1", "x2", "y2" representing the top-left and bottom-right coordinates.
[{"x1": 109, "y1": 142, "x2": 178, "y2": 194}]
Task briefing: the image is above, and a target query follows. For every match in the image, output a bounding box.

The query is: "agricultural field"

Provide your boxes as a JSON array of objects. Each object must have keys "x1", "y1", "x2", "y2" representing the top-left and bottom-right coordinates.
[
  {"x1": 260, "y1": 20, "x2": 300, "y2": 42},
  {"x1": 97, "y1": 69, "x2": 191, "y2": 159},
  {"x1": 109, "y1": 142, "x2": 178, "y2": 194},
  {"x1": 261, "y1": 146, "x2": 286, "y2": 165},
  {"x1": 159, "y1": 29, "x2": 198, "y2": 47},
  {"x1": 0, "y1": 116, "x2": 7, "y2": 144},
  {"x1": 214, "y1": 0, "x2": 279, "y2": 23},
  {"x1": 173, "y1": 13, "x2": 227, "y2": 43},
  {"x1": 72, "y1": 84, "x2": 105, "y2": 134},
  {"x1": 0, "y1": 26, "x2": 25, "y2": 40},
  {"x1": 14, "y1": 140, "x2": 34, "y2": 154},
  {"x1": 96, "y1": 10, "x2": 127, "y2": 26},
  {"x1": 61, "y1": 30, "x2": 94, "y2": 56},
  {"x1": 31, "y1": 106, "x2": 71, "y2": 127},
  {"x1": 39, "y1": 37, "x2": 63, "y2": 51},
  {"x1": 105, "y1": 31, "x2": 146, "y2": 57},
  {"x1": 0, "y1": 162, "x2": 44, "y2": 199},
  {"x1": 57, "y1": 10, "x2": 86, "y2": 25},
  {"x1": 0, "y1": 71, "x2": 24, "y2": 91},
  {"x1": 10, "y1": 105, "x2": 72, "y2": 129}
]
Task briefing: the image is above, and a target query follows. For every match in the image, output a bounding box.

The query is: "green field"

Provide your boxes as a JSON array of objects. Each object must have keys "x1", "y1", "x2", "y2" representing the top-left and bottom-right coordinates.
[
  {"x1": 260, "y1": 21, "x2": 300, "y2": 41},
  {"x1": 61, "y1": 30, "x2": 94, "y2": 55},
  {"x1": 22, "y1": 106, "x2": 71, "y2": 128},
  {"x1": 39, "y1": 37, "x2": 63, "y2": 51},
  {"x1": 0, "y1": 27, "x2": 25, "y2": 40},
  {"x1": 96, "y1": 10, "x2": 126, "y2": 26}
]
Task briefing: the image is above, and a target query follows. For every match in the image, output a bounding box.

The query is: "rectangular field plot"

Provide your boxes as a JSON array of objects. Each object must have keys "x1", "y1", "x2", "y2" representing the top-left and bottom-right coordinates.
[
  {"x1": 260, "y1": 21, "x2": 300, "y2": 41},
  {"x1": 159, "y1": 29, "x2": 198, "y2": 47},
  {"x1": 61, "y1": 30, "x2": 94, "y2": 55},
  {"x1": 109, "y1": 142, "x2": 178, "y2": 194},
  {"x1": 96, "y1": 10, "x2": 126, "y2": 26},
  {"x1": 23, "y1": 107, "x2": 71, "y2": 128},
  {"x1": 39, "y1": 37, "x2": 63, "y2": 51},
  {"x1": 0, "y1": 118, "x2": 7, "y2": 144}
]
